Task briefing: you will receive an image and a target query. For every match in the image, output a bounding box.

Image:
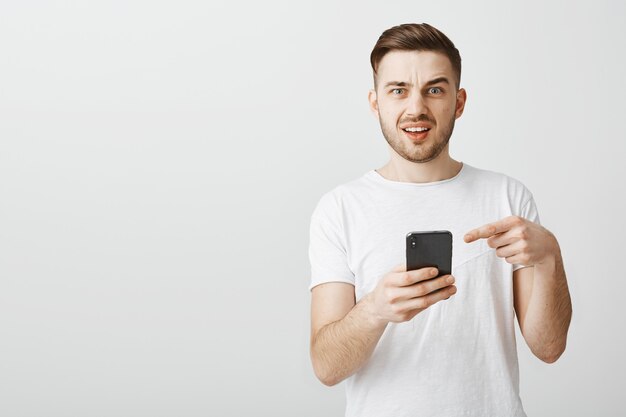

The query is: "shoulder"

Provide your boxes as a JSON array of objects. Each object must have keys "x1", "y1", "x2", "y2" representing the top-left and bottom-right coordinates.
[
  {"x1": 464, "y1": 163, "x2": 534, "y2": 205},
  {"x1": 310, "y1": 173, "x2": 369, "y2": 218}
]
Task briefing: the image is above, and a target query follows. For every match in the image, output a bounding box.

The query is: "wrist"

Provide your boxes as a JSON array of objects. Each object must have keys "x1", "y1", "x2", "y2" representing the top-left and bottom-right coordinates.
[
  {"x1": 536, "y1": 233, "x2": 560, "y2": 267},
  {"x1": 535, "y1": 255, "x2": 557, "y2": 275},
  {"x1": 359, "y1": 292, "x2": 389, "y2": 331},
  {"x1": 535, "y1": 245, "x2": 562, "y2": 278}
]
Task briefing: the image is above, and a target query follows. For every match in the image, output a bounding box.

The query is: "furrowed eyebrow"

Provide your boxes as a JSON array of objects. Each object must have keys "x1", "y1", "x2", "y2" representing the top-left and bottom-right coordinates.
[
  {"x1": 424, "y1": 77, "x2": 450, "y2": 87},
  {"x1": 383, "y1": 81, "x2": 410, "y2": 88},
  {"x1": 383, "y1": 77, "x2": 450, "y2": 89}
]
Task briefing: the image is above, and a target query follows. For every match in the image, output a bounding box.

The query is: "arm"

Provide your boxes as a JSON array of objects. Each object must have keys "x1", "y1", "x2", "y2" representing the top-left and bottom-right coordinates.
[
  {"x1": 310, "y1": 283, "x2": 387, "y2": 386},
  {"x1": 310, "y1": 265, "x2": 456, "y2": 386},
  {"x1": 513, "y1": 238, "x2": 572, "y2": 363},
  {"x1": 464, "y1": 216, "x2": 572, "y2": 363}
]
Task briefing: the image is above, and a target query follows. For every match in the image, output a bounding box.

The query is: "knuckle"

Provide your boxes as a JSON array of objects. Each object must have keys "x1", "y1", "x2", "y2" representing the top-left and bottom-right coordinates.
[
  {"x1": 413, "y1": 284, "x2": 426, "y2": 297},
  {"x1": 401, "y1": 272, "x2": 413, "y2": 285},
  {"x1": 400, "y1": 312, "x2": 411, "y2": 321},
  {"x1": 381, "y1": 277, "x2": 392, "y2": 288},
  {"x1": 415, "y1": 298, "x2": 428, "y2": 310},
  {"x1": 434, "y1": 276, "x2": 446, "y2": 289},
  {"x1": 431, "y1": 279, "x2": 445, "y2": 292}
]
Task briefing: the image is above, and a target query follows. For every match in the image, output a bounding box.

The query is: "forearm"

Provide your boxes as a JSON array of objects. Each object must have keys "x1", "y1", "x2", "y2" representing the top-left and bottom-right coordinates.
[
  {"x1": 310, "y1": 293, "x2": 388, "y2": 386},
  {"x1": 523, "y1": 249, "x2": 572, "y2": 362}
]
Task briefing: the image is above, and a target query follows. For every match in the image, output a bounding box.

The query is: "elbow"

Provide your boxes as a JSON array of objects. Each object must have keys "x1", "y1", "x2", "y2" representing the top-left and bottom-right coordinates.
[
  {"x1": 539, "y1": 351, "x2": 562, "y2": 364},
  {"x1": 311, "y1": 354, "x2": 342, "y2": 386},
  {"x1": 318, "y1": 373, "x2": 341, "y2": 387},
  {"x1": 312, "y1": 361, "x2": 341, "y2": 387},
  {"x1": 535, "y1": 341, "x2": 567, "y2": 364}
]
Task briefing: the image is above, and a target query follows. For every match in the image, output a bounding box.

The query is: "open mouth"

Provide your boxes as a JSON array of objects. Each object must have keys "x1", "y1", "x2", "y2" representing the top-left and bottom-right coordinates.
[{"x1": 402, "y1": 126, "x2": 431, "y2": 140}]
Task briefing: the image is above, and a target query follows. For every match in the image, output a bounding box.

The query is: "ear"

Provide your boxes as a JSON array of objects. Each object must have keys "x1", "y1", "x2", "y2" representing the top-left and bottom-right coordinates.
[
  {"x1": 368, "y1": 89, "x2": 379, "y2": 118},
  {"x1": 454, "y1": 88, "x2": 467, "y2": 119}
]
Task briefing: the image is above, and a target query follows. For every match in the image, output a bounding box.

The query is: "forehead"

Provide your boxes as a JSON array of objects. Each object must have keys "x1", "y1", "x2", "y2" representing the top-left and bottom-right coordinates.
[{"x1": 376, "y1": 50, "x2": 454, "y2": 85}]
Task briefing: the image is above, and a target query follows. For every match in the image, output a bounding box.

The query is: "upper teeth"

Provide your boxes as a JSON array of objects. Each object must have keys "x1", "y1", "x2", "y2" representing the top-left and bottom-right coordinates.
[{"x1": 405, "y1": 127, "x2": 429, "y2": 132}]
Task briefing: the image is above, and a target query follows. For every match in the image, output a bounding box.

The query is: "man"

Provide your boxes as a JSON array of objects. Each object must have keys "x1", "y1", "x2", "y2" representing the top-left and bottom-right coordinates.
[{"x1": 308, "y1": 23, "x2": 572, "y2": 417}]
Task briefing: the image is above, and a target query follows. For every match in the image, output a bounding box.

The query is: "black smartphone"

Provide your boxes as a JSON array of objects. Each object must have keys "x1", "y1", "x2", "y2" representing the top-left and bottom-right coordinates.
[{"x1": 406, "y1": 231, "x2": 453, "y2": 276}]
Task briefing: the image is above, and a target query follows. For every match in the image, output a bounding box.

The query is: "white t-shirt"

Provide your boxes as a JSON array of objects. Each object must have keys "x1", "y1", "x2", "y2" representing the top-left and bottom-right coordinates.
[{"x1": 308, "y1": 162, "x2": 540, "y2": 417}]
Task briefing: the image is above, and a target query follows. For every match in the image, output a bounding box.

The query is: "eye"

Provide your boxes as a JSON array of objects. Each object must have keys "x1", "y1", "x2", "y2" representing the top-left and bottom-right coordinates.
[
  {"x1": 391, "y1": 88, "x2": 405, "y2": 95},
  {"x1": 429, "y1": 87, "x2": 443, "y2": 94}
]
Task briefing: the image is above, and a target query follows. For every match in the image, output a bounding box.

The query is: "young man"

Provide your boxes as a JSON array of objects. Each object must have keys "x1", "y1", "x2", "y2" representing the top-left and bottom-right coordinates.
[{"x1": 308, "y1": 23, "x2": 572, "y2": 417}]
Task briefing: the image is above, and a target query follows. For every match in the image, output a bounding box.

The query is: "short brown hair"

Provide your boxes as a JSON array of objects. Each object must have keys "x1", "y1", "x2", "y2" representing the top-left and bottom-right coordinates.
[{"x1": 370, "y1": 23, "x2": 462, "y2": 90}]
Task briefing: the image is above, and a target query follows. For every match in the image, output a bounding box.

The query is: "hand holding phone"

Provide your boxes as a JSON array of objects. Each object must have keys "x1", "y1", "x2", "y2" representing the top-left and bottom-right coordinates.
[
  {"x1": 365, "y1": 262, "x2": 457, "y2": 325},
  {"x1": 363, "y1": 232, "x2": 455, "y2": 325}
]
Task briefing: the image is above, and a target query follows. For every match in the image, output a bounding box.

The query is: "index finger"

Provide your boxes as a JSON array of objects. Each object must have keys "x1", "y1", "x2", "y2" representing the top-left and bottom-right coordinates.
[
  {"x1": 464, "y1": 216, "x2": 519, "y2": 243},
  {"x1": 393, "y1": 267, "x2": 440, "y2": 286}
]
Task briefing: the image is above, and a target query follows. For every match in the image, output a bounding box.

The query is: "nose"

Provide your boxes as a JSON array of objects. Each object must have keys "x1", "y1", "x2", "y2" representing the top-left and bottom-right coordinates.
[{"x1": 406, "y1": 91, "x2": 428, "y2": 117}]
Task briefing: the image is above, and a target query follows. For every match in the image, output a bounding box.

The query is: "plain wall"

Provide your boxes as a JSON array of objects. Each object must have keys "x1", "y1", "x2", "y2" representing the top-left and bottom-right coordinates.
[{"x1": 1, "y1": 0, "x2": 624, "y2": 415}]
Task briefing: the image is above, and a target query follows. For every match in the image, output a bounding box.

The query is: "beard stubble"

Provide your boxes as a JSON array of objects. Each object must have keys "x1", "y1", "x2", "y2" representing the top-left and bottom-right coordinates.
[{"x1": 379, "y1": 113, "x2": 456, "y2": 163}]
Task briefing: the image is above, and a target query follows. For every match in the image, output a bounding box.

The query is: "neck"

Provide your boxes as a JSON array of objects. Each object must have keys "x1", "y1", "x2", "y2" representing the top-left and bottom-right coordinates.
[{"x1": 376, "y1": 149, "x2": 462, "y2": 184}]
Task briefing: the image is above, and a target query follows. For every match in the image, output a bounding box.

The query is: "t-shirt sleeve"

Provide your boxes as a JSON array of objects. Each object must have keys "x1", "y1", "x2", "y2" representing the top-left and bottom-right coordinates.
[
  {"x1": 308, "y1": 193, "x2": 355, "y2": 291},
  {"x1": 512, "y1": 193, "x2": 541, "y2": 271}
]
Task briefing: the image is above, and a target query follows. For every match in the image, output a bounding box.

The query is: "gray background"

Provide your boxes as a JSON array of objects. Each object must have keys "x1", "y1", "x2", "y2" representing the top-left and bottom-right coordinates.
[{"x1": 1, "y1": 0, "x2": 624, "y2": 416}]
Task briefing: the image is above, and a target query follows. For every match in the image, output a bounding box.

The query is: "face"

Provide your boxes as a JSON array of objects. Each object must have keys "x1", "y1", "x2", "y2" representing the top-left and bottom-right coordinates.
[{"x1": 368, "y1": 50, "x2": 467, "y2": 163}]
